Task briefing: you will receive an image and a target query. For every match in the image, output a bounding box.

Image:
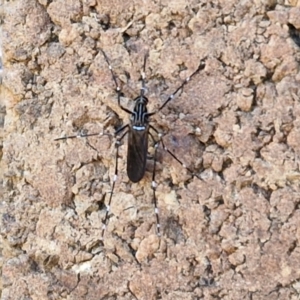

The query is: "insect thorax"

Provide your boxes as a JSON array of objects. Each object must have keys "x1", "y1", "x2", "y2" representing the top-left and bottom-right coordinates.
[{"x1": 131, "y1": 96, "x2": 149, "y2": 131}]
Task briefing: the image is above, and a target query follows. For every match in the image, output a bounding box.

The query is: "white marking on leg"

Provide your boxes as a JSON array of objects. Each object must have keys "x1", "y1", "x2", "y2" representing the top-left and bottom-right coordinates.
[
  {"x1": 170, "y1": 94, "x2": 174, "y2": 99},
  {"x1": 182, "y1": 164, "x2": 187, "y2": 168},
  {"x1": 155, "y1": 207, "x2": 159, "y2": 214},
  {"x1": 109, "y1": 65, "x2": 112, "y2": 70},
  {"x1": 152, "y1": 181, "x2": 157, "y2": 189},
  {"x1": 106, "y1": 205, "x2": 110, "y2": 212},
  {"x1": 102, "y1": 224, "x2": 106, "y2": 230},
  {"x1": 186, "y1": 77, "x2": 190, "y2": 82},
  {"x1": 113, "y1": 174, "x2": 117, "y2": 182}
]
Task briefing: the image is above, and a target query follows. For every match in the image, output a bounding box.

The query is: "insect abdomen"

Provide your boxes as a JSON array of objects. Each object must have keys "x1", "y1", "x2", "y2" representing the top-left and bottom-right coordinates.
[{"x1": 126, "y1": 128, "x2": 148, "y2": 182}]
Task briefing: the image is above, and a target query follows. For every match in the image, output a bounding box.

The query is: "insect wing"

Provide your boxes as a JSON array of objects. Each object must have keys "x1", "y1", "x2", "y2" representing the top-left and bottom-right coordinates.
[{"x1": 127, "y1": 128, "x2": 148, "y2": 182}]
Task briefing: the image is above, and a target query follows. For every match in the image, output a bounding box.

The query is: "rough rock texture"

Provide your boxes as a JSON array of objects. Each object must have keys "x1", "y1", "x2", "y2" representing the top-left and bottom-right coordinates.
[{"x1": 1, "y1": 0, "x2": 300, "y2": 299}]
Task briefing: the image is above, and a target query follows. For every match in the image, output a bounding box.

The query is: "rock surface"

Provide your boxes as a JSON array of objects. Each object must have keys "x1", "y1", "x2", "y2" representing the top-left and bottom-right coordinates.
[{"x1": 1, "y1": 0, "x2": 300, "y2": 299}]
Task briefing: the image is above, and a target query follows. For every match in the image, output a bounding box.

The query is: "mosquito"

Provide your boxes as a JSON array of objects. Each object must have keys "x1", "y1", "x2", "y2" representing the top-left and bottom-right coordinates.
[{"x1": 55, "y1": 48, "x2": 207, "y2": 238}]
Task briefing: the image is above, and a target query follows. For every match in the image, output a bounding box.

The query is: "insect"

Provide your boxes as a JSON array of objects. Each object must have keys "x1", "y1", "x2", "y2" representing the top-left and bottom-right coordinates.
[{"x1": 55, "y1": 48, "x2": 207, "y2": 238}]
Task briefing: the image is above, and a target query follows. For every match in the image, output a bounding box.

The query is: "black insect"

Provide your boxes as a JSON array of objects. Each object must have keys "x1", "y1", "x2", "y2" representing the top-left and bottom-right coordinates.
[{"x1": 55, "y1": 48, "x2": 207, "y2": 238}]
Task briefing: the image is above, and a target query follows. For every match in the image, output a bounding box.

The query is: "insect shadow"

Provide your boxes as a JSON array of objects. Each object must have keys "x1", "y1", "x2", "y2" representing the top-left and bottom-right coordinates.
[{"x1": 55, "y1": 48, "x2": 207, "y2": 239}]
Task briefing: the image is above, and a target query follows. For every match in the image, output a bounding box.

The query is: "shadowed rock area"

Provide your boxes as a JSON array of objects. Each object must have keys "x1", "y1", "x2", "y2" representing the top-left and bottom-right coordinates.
[{"x1": 1, "y1": 0, "x2": 300, "y2": 299}]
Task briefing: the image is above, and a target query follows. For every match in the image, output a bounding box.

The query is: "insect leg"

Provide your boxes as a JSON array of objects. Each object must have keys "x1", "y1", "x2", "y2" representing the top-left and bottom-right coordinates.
[
  {"x1": 54, "y1": 130, "x2": 115, "y2": 157},
  {"x1": 140, "y1": 52, "x2": 148, "y2": 97},
  {"x1": 148, "y1": 131, "x2": 161, "y2": 236},
  {"x1": 54, "y1": 131, "x2": 113, "y2": 141},
  {"x1": 101, "y1": 126, "x2": 129, "y2": 239},
  {"x1": 149, "y1": 125, "x2": 202, "y2": 181},
  {"x1": 148, "y1": 58, "x2": 207, "y2": 116},
  {"x1": 98, "y1": 48, "x2": 133, "y2": 115},
  {"x1": 54, "y1": 124, "x2": 129, "y2": 155}
]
